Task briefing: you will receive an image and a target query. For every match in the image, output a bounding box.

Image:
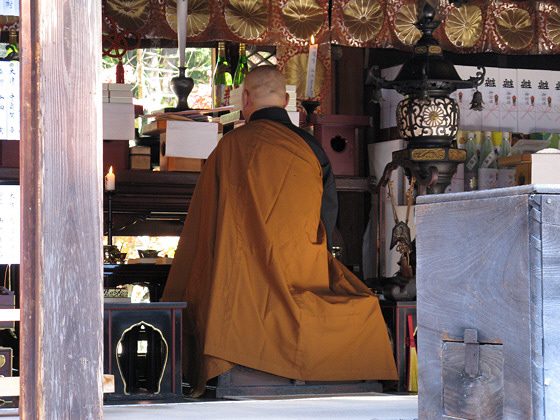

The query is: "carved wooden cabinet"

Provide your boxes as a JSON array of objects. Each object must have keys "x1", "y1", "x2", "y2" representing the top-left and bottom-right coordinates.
[
  {"x1": 104, "y1": 302, "x2": 186, "y2": 400},
  {"x1": 416, "y1": 185, "x2": 560, "y2": 420}
]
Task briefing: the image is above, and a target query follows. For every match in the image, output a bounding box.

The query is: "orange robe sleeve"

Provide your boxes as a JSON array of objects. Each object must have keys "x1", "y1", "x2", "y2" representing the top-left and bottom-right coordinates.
[{"x1": 162, "y1": 119, "x2": 397, "y2": 394}]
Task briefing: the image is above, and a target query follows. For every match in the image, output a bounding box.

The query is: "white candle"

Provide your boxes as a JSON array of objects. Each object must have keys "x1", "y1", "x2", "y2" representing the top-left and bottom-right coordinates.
[
  {"x1": 105, "y1": 166, "x2": 115, "y2": 191},
  {"x1": 177, "y1": 0, "x2": 188, "y2": 68},
  {"x1": 305, "y1": 35, "x2": 318, "y2": 98}
]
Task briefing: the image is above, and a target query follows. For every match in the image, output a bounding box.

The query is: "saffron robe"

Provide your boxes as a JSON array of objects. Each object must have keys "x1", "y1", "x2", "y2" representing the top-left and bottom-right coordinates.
[{"x1": 162, "y1": 118, "x2": 397, "y2": 395}]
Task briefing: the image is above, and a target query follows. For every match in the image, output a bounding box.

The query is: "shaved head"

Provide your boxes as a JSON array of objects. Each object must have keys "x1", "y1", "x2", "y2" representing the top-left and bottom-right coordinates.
[{"x1": 242, "y1": 66, "x2": 289, "y2": 121}]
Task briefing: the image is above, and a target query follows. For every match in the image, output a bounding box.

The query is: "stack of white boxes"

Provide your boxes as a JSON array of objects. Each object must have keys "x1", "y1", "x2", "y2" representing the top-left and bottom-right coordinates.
[
  {"x1": 285, "y1": 84, "x2": 299, "y2": 126},
  {"x1": 102, "y1": 83, "x2": 135, "y2": 140},
  {"x1": 453, "y1": 66, "x2": 560, "y2": 135}
]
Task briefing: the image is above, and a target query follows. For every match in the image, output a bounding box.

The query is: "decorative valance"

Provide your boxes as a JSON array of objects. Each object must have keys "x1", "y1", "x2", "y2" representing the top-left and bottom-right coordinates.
[
  {"x1": 95, "y1": 0, "x2": 560, "y2": 55},
  {"x1": 0, "y1": 1, "x2": 556, "y2": 55},
  {"x1": 332, "y1": 0, "x2": 560, "y2": 55},
  {"x1": 101, "y1": 0, "x2": 331, "y2": 46},
  {"x1": 95, "y1": 0, "x2": 560, "y2": 112}
]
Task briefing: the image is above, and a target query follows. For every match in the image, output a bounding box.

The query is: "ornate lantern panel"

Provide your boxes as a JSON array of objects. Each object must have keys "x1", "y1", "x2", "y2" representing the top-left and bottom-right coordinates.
[{"x1": 396, "y1": 96, "x2": 459, "y2": 146}]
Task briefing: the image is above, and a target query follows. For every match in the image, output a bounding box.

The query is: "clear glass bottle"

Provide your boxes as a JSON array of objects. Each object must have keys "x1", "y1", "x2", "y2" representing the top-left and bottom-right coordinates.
[
  {"x1": 212, "y1": 42, "x2": 232, "y2": 108},
  {"x1": 233, "y1": 43, "x2": 248, "y2": 89}
]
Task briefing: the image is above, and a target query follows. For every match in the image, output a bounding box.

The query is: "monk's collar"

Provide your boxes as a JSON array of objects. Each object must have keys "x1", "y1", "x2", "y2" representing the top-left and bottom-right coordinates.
[{"x1": 249, "y1": 107, "x2": 291, "y2": 125}]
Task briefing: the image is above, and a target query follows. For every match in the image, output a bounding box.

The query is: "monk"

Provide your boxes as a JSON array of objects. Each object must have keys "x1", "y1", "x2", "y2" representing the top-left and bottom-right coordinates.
[{"x1": 162, "y1": 65, "x2": 397, "y2": 396}]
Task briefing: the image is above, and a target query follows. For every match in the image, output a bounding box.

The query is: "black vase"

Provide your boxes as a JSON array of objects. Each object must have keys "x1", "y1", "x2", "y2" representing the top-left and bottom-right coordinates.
[{"x1": 170, "y1": 67, "x2": 194, "y2": 111}]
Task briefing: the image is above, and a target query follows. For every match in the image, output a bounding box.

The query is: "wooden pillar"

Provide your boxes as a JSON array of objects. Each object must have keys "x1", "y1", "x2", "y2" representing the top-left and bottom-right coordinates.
[{"x1": 19, "y1": 1, "x2": 103, "y2": 418}]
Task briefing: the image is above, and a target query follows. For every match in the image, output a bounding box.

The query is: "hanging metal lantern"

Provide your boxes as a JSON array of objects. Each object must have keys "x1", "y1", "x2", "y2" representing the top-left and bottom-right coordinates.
[{"x1": 368, "y1": 2, "x2": 485, "y2": 194}]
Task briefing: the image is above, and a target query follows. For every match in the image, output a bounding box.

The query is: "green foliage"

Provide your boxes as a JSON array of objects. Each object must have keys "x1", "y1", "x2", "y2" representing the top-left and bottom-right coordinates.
[{"x1": 103, "y1": 48, "x2": 212, "y2": 112}]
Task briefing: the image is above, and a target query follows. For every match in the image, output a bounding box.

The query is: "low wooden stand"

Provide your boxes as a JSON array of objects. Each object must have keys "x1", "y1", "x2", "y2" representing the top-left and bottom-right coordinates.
[{"x1": 214, "y1": 365, "x2": 382, "y2": 399}]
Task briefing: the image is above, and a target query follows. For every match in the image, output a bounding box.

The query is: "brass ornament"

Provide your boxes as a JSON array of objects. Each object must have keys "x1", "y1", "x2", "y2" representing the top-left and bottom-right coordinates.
[
  {"x1": 546, "y1": 9, "x2": 560, "y2": 46},
  {"x1": 445, "y1": 4, "x2": 482, "y2": 48},
  {"x1": 225, "y1": 0, "x2": 269, "y2": 40},
  {"x1": 105, "y1": 0, "x2": 150, "y2": 32},
  {"x1": 282, "y1": 0, "x2": 324, "y2": 40},
  {"x1": 422, "y1": 105, "x2": 446, "y2": 127},
  {"x1": 411, "y1": 149, "x2": 446, "y2": 161},
  {"x1": 0, "y1": 354, "x2": 5, "y2": 368},
  {"x1": 284, "y1": 52, "x2": 326, "y2": 98},
  {"x1": 448, "y1": 148, "x2": 466, "y2": 161},
  {"x1": 495, "y1": 8, "x2": 533, "y2": 50},
  {"x1": 395, "y1": 3, "x2": 422, "y2": 46},
  {"x1": 166, "y1": 0, "x2": 210, "y2": 37},
  {"x1": 342, "y1": 0, "x2": 384, "y2": 43}
]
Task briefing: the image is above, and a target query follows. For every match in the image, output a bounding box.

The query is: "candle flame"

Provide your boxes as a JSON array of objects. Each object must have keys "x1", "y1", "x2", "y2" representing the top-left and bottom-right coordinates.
[
  {"x1": 109, "y1": 166, "x2": 113, "y2": 174},
  {"x1": 310, "y1": 35, "x2": 315, "y2": 45}
]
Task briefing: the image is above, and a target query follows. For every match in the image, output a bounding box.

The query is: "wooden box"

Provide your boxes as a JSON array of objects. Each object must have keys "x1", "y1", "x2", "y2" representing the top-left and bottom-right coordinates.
[
  {"x1": 103, "y1": 102, "x2": 135, "y2": 140},
  {"x1": 498, "y1": 153, "x2": 560, "y2": 186},
  {"x1": 129, "y1": 154, "x2": 151, "y2": 170},
  {"x1": 142, "y1": 120, "x2": 204, "y2": 171},
  {"x1": 103, "y1": 302, "x2": 186, "y2": 400},
  {"x1": 103, "y1": 140, "x2": 129, "y2": 174},
  {"x1": 129, "y1": 146, "x2": 151, "y2": 170},
  {"x1": 416, "y1": 185, "x2": 560, "y2": 419},
  {"x1": 309, "y1": 114, "x2": 371, "y2": 176},
  {"x1": 159, "y1": 133, "x2": 204, "y2": 172}
]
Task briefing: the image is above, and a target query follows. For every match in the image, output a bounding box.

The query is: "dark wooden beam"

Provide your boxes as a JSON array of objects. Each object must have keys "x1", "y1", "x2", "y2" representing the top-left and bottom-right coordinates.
[
  {"x1": 332, "y1": 46, "x2": 364, "y2": 116},
  {"x1": 20, "y1": 0, "x2": 103, "y2": 417}
]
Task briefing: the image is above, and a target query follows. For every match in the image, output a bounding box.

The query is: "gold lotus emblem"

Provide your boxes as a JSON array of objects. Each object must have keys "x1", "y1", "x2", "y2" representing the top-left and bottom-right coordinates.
[
  {"x1": 422, "y1": 105, "x2": 445, "y2": 127},
  {"x1": 225, "y1": 0, "x2": 269, "y2": 40},
  {"x1": 495, "y1": 8, "x2": 533, "y2": 50},
  {"x1": 342, "y1": 0, "x2": 384, "y2": 43},
  {"x1": 445, "y1": 4, "x2": 482, "y2": 48},
  {"x1": 105, "y1": 0, "x2": 150, "y2": 31},
  {"x1": 546, "y1": 9, "x2": 560, "y2": 46},
  {"x1": 166, "y1": 0, "x2": 210, "y2": 37},
  {"x1": 282, "y1": 0, "x2": 324, "y2": 40},
  {"x1": 395, "y1": 3, "x2": 421, "y2": 46},
  {"x1": 284, "y1": 52, "x2": 326, "y2": 98}
]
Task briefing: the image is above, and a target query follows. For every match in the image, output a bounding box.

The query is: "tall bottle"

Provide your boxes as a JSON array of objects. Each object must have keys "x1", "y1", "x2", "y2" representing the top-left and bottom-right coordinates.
[
  {"x1": 6, "y1": 29, "x2": 18, "y2": 61},
  {"x1": 213, "y1": 41, "x2": 232, "y2": 108},
  {"x1": 233, "y1": 43, "x2": 249, "y2": 89}
]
